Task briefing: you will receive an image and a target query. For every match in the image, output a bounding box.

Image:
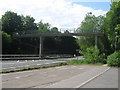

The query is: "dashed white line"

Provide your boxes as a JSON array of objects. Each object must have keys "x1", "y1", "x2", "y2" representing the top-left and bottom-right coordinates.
[
  {"x1": 37, "y1": 64, "x2": 41, "y2": 65},
  {"x1": 25, "y1": 65, "x2": 30, "y2": 67},
  {"x1": 15, "y1": 77, "x2": 20, "y2": 79},
  {"x1": 52, "y1": 62, "x2": 57, "y2": 63},
  {"x1": 10, "y1": 67, "x2": 16, "y2": 68},
  {"x1": 78, "y1": 68, "x2": 83, "y2": 69},
  {"x1": 45, "y1": 63, "x2": 50, "y2": 64}
]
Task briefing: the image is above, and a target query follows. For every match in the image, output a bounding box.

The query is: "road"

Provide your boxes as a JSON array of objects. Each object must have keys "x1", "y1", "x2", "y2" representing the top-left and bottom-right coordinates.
[
  {"x1": 2, "y1": 56, "x2": 83, "y2": 70},
  {"x1": 2, "y1": 65, "x2": 118, "y2": 88},
  {"x1": 80, "y1": 67, "x2": 118, "y2": 88}
]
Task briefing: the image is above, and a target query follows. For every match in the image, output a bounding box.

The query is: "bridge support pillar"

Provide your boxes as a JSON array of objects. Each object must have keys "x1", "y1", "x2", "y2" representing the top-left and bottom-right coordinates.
[
  {"x1": 39, "y1": 36, "x2": 43, "y2": 59},
  {"x1": 95, "y1": 35, "x2": 98, "y2": 49}
]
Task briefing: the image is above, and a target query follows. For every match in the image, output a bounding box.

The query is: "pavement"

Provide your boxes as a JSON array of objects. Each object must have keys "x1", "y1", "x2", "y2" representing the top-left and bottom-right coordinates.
[
  {"x1": 2, "y1": 65, "x2": 118, "y2": 88},
  {"x1": 2, "y1": 57, "x2": 83, "y2": 70}
]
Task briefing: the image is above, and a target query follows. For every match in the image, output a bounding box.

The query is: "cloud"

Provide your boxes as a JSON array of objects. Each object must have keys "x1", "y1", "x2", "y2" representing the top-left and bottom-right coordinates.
[{"x1": 0, "y1": 0, "x2": 107, "y2": 28}]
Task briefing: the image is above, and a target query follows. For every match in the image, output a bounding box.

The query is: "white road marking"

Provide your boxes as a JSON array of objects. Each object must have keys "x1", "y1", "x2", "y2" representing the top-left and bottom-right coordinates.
[
  {"x1": 59, "y1": 68, "x2": 68, "y2": 70},
  {"x1": 15, "y1": 73, "x2": 34, "y2": 79},
  {"x1": 25, "y1": 65, "x2": 30, "y2": 67},
  {"x1": 10, "y1": 67, "x2": 16, "y2": 68},
  {"x1": 2, "y1": 67, "x2": 16, "y2": 69},
  {"x1": 78, "y1": 68, "x2": 83, "y2": 69},
  {"x1": 37, "y1": 64, "x2": 41, "y2": 65},
  {"x1": 52, "y1": 62, "x2": 57, "y2": 63},
  {"x1": 45, "y1": 63, "x2": 50, "y2": 64},
  {"x1": 43, "y1": 72, "x2": 47, "y2": 73},
  {"x1": 75, "y1": 67, "x2": 111, "y2": 88},
  {"x1": 2, "y1": 61, "x2": 28, "y2": 65},
  {"x1": 47, "y1": 68, "x2": 53, "y2": 70},
  {"x1": 15, "y1": 77, "x2": 20, "y2": 79},
  {"x1": 54, "y1": 67, "x2": 61, "y2": 69}
]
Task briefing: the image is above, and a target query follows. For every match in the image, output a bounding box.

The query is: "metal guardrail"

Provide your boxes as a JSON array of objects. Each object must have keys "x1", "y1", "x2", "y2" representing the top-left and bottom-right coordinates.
[
  {"x1": 1, "y1": 54, "x2": 39, "y2": 60},
  {"x1": 1, "y1": 54, "x2": 39, "y2": 57},
  {"x1": 1, "y1": 54, "x2": 74, "y2": 60}
]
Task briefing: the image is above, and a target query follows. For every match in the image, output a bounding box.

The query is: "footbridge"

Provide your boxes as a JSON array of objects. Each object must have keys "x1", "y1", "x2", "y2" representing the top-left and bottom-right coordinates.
[{"x1": 13, "y1": 28, "x2": 104, "y2": 58}]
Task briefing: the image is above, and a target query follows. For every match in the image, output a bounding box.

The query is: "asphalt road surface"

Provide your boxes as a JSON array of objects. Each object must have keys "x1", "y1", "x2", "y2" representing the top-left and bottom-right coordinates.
[
  {"x1": 2, "y1": 56, "x2": 83, "y2": 70},
  {"x1": 2, "y1": 65, "x2": 118, "y2": 88},
  {"x1": 80, "y1": 67, "x2": 118, "y2": 88}
]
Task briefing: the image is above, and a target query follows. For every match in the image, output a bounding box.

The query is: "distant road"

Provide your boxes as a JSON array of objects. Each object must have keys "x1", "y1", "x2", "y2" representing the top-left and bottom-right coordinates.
[{"x1": 2, "y1": 56, "x2": 83, "y2": 70}]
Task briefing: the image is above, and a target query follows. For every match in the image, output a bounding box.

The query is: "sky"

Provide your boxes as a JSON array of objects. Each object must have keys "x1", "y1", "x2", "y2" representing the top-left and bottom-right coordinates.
[{"x1": 0, "y1": 0, "x2": 111, "y2": 28}]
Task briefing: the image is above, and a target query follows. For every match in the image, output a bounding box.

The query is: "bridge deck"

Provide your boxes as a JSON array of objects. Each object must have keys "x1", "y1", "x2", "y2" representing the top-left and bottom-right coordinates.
[{"x1": 14, "y1": 33, "x2": 103, "y2": 38}]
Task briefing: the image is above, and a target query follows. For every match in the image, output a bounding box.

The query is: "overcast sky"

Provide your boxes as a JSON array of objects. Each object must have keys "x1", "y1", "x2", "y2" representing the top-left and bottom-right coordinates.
[{"x1": 0, "y1": 0, "x2": 111, "y2": 28}]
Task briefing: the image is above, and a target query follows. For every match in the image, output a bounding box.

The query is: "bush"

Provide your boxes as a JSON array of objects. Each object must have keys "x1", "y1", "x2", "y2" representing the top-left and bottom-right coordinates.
[
  {"x1": 80, "y1": 47, "x2": 106, "y2": 64},
  {"x1": 107, "y1": 51, "x2": 120, "y2": 67}
]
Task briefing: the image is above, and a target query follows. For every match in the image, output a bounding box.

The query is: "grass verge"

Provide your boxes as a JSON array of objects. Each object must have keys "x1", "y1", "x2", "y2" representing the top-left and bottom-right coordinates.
[{"x1": 68, "y1": 59, "x2": 103, "y2": 66}]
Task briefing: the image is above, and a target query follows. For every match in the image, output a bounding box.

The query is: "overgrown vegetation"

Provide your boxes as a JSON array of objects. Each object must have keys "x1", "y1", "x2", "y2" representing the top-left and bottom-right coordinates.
[
  {"x1": 76, "y1": 1, "x2": 120, "y2": 67},
  {"x1": 107, "y1": 51, "x2": 120, "y2": 67},
  {"x1": 68, "y1": 59, "x2": 103, "y2": 65},
  {"x1": 80, "y1": 47, "x2": 107, "y2": 64}
]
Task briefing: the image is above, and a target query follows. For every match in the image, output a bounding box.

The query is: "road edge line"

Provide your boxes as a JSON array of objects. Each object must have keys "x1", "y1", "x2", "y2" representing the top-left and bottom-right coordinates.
[{"x1": 75, "y1": 67, "x2": 111, "y2": 88}]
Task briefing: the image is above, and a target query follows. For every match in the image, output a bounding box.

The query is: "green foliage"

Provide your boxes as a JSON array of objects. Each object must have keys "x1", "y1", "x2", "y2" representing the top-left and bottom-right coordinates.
[
  {"x1": 2, "y1": 31, "x2": 11, "y2": 43},
  {"x1": 38, "y1": 21, "x2": 51, "y2": 33},
  {"x1": 107, "y1": 51, "x2": 120, "y2": 67},
  {"x1": 80, "y1": 47, "x2": 106, "y2": 64},
  {"x1": 68, "y1": 59, "x2": 103, "y2": 65},
  {"x1": 21, "y1": 15, "x2": 37, "y2": 31},
  {"x1": 106, "y1": 1, "x2": 120, "y2": 51},
  {"x1": 1, "y1": 11, "x2": 79, "y2": 54},
  {"x1": 77, "y1": 12, "x2": 106, "y2": 52},
  {"x1": 0, "y1": 19, "x2": 2, "y2": 31},
  {"x1": 50, "y1": 27, "x2": 60, "y2": 33},
  {"x1": 1, "y1": 31, "x2": 12, "y2": 53},
  {"x1": 2, "y1": 11, "x2": 23, "y2": 35},
  {"x1": 58, "y1": 62, "x2": 68, "y2": 66}
]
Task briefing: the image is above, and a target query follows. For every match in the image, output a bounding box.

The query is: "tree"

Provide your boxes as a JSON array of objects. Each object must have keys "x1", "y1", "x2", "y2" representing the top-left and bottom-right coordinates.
[
  {"x1": 21, "y1": 15, "x2": 37, "y2": 31},
  {"x1": 0, "y1": 19, "x2": 2, "y2": 31},
  {"x1": 1, "y1": 31, "x2": 12, "y2": 53},
  {"x1": 106, "y1": 1, "x2": 120, "y2": 51},
  {"x1": 50, "y1": 27, "x2": 60, "y2": 33},
  {"x1": 77, "y1": 12, "x2": 106, "y2": 52},
  {"x1": 2, "y1": 11, "x2": 23, "y2": 35},
  {"x1": 38, "y1": 21, "x2": 51, "y2": 33}
]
